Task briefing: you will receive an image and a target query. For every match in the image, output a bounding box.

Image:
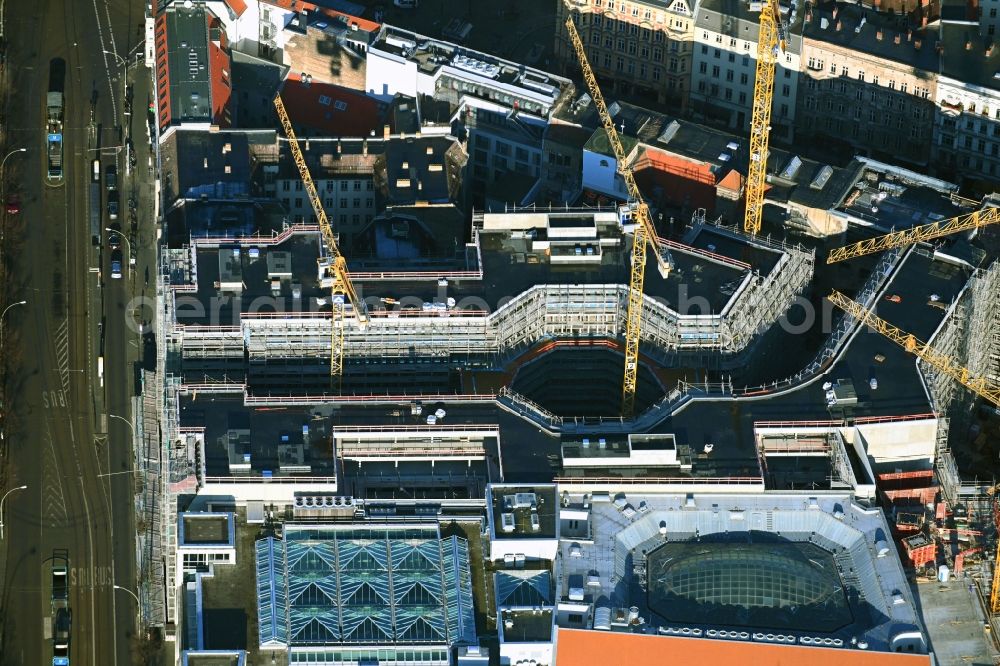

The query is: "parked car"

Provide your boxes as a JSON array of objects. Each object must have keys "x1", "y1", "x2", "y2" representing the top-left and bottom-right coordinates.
[
  {"x1": 107, "y1": 191, "x2": 119, "y2": 220},
  {"x1": 5, "y1": 193, "x2": 19, "y2": 215},
  {"x1": 110, "y1": 249, "x2": 123, "y2": 279}
]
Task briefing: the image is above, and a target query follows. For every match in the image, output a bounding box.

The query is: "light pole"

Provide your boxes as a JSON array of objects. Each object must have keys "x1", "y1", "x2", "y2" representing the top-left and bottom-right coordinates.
[
  {"x1": 106, "y1": 227, "x2": 134, "y2": 269},
  {"x1": 108, "y1": 413, "x2": 135, "y2": 440},
  {"x1": 1, "y1": 148, "x2": 27, "y2": 244},
  {"x1": 0, "y1": 484, "x2": 27, "y2": 539},
  {"x1": 0, "y1": 300, "x2": 27, "y2": 357},
  {"x1": 113, "y1": 584, "x2": 140, "y2": 606}
]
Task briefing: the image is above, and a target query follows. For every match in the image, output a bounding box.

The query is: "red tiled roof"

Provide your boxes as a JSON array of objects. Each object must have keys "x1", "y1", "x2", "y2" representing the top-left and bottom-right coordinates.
[
  {"x1": 717, "y1": 168, "x2": 743, "y2": 192},
  {"x1": 223, "y1": 0, "x2": 248, "y2": 18},
  {"x1": 317, "y1": 7, "x2": 380, "y2": 34},
  {"x1": 260, "y1": 0, "x2": 318, "y2": 11},
  {"x1": 555, "y1": 628, "x2": 932, "y2": 666},
  {"x1": 281, "y1": 73, "x2": 381, "y2": 138},
  {"x1": 208, "y1": 25, "x2": 232, "y2": 128}
]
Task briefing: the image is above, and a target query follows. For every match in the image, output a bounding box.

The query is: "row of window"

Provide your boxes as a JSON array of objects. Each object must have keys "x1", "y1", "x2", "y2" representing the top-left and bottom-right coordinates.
[
  {"x1": 283, "y1": 197, "x2": 374, "y2": 210},
  {"x1": 941, "y1": 116, "x2": 1000, "y2": 136},
  {"x1": 698, "y1": 63, "x2": 791, "y2": 94},
  {"x1": 695, "y1": 81, "x2": 789, "y2": 115},
  {"x1": 590, "y1": 33, "x2": 676, "y2": 60},
  {"x1": 588, "y1": 13, "x2": 668, "y2": 41},
  {"x1": 589, "y1": 48, "x2": 667, "y2": 79},
  {"x1": 281, "y1": 179, "x2": 374, "y2": 193},
  {"x1": 804, "y1": 114, "x2": 924, "y2": 142}
]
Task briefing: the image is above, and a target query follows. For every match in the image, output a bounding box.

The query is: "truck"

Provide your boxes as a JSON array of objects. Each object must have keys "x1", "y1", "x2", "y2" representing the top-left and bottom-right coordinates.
[
  {"x1": 46, "y1": 59, "x2": 65, "y2": 181},
  {"x1": 51, "y1": 549, "x2": 70, "y2": 666}
]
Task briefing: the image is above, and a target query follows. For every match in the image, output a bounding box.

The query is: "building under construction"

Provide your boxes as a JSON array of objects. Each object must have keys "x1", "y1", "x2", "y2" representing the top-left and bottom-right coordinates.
[{"x1": 163, "y1": 207, "x2": 813, "y2": 412}]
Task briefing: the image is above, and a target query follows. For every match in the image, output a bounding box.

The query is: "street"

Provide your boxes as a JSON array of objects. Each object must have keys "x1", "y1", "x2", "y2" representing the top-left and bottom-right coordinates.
[{"x1": 0, "y1": 0, "x2": 156, "y2": 664}]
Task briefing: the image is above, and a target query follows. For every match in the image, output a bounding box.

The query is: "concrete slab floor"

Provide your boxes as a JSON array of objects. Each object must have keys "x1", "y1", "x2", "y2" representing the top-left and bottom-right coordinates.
[{"x1": 909, "y1": 577, "x2": 997, "y2": 666}]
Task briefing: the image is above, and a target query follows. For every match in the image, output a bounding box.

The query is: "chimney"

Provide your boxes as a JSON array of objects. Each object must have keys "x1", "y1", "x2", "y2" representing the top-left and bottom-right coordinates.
[
  {"x1": 832, "y1": 6, "x2": 839, "y2": 18},
  {"x1": 362, "y1": 138, "x2": 368, "y2": 156},
  {"x1": 805, "y1": 9, "x2": 812, "y2": 22},
  {"x1": 966, "y1": 39, "x2": 973, "y2": 50},
  {"x1": 894, "y1": 33, "x2": 901, "y2": 44},
  {"x1": 336, "y1": 140, "x2": 342, "y2": 154},
  {"x1": 907, "y1": 28, "x2": 913, "y2": 41},
  {"x1": 383, "y1": 124, "x2": 391, "y2": 139},
  {"x1": 836, "y1": 19, "x2": 843, "y2": 30},
  {"x1": 914, "y1": 38, "x2": 922, "y2": 48},
  {"x1": 876, "y1": 29, "x2": 883, "y2": 40}
]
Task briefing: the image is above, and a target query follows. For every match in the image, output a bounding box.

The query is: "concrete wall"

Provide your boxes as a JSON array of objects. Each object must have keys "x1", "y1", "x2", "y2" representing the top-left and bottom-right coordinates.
[{"x1": 852, "y1": 418, "x2": 938, "y2": 464}]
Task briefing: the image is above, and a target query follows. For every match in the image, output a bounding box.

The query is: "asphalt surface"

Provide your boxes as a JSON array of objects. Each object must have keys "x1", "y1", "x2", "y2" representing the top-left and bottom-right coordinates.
[{"x1": 0, "y1": 0, "x2": 155, "y2": 664}]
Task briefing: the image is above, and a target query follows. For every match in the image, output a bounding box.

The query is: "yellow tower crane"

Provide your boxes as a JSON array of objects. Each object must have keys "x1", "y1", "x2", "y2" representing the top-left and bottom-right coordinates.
[
  {"x1": 564, "y1": 16, "x2": 674, "y2": 417},
  {"x1": 274, "y1": 94, "x2": 368, "y2": 385},
  {"x1": 744, "y1": 0, "x2": 787, "y2": 235},
  {"x1": 827, "y1": 204, "x2": 1000, "y2": 263},
  {"x1": 826, "y1": 290, "x2": 1000, "y2": 407}
]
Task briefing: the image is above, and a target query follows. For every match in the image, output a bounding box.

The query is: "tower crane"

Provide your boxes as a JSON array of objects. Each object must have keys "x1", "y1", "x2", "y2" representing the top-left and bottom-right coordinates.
[
  {"x1": 744, "y1": 0, "x2": 787, "y2": 235},
  {"x1": 274, "y1": 94, "x2": 368, "y2": 386},
  {"x1": 826, "y1": 290, "x2": 1000, "y2": 407},
  {"x1": 564, "y1": 17, "x2": 674, "y2": 417},
  {"x1": 827, "y1": 204, "x2": 1000, "y2": 263}
]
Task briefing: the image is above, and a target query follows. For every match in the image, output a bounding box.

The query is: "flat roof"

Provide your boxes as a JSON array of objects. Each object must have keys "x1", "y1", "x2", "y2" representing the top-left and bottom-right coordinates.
[
  {"x1": 165, "y1": 4, "x2": 213, "y2": 123},
  {"x1": 555, "y1": 628, "x2": 932, "y2": 666},
  {"x1": 489, "y1": 485, "x2": 557, "y2": 539},
  {"x1": 180, "y1": 513, "x2": 234, "y2": 545},
  {"x1": 557, "y1": 492, "x2": 923, "y2": 651}
]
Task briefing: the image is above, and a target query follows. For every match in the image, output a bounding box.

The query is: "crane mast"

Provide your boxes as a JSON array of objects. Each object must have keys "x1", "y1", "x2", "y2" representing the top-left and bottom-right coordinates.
[
  {"x1": 274, "y1": 95, "x2": 368, "y2": 385},
  {"x1": 744, "y1": 0, "x2": 786, "y2": 235},
  {"x1": 827, "y1": 290, "x2": 1000, "y2": 407},
  {"x1": 827, "y1": 205, "x2": 1000, "y2": 263},
  {"x1": 564, "y1": 17, "x2": 673, "y2": 417}
]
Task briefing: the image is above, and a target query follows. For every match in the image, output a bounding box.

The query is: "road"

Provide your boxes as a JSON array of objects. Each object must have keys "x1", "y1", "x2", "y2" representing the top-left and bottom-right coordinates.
[{"x1": 0, "y1": 0, "x2": 154, "y2": 664}]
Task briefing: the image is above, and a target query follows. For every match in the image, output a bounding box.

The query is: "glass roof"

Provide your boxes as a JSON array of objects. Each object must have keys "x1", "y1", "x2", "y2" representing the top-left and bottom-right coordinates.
[
  {"x1": 255, "y1": 526, "x2": 476, "y2": 649},
  {"x1": 646, "y1": 533, "x2": 854, "y2": 633}
]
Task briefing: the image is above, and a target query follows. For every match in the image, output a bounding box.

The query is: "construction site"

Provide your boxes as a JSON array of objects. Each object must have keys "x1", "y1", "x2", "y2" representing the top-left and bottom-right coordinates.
[{"x1": 141, "y1": 4, "x2": 1000, "y2": 665}]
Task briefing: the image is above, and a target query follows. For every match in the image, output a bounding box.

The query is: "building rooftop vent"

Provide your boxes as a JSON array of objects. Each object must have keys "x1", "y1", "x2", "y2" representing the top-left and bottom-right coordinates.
[
  {"x1": 810, "y1": 165, "x2": 834, "y2": 189},
  {"x1": 657, "y1": 120, "x2": 681, "y2": 144},
  {"x1": 779, "y1": 155, "x2": 802, "y2": 180}
]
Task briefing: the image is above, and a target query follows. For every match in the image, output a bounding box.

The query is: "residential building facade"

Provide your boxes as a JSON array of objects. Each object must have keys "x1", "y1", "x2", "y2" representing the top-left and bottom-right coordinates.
[
  {"x1": 689, "y1": 0, "x2": 803, "y2": 142},
  {"x1": 798, "y1": 5, "x2": 938, "y2": 167},
  {"x1": 555, "y1": 0, "x2": 697, "y2": 109}
]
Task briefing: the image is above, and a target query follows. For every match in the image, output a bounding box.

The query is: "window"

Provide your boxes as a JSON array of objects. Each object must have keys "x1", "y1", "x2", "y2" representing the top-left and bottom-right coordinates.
[
  {"x1": 784, "y1": 69, "x2": 790, "y2": 78},
  {"x1": 780, "y1": 103, "x2": 788, "y2": 117},
  {"x1": 325, "y1": 180, "x2": 334, "y2": 192},
  {"x1": 900, "y1": 82, "x2": 908, "y2": 93},
  {"x1": 353, "y1": 198, "x2": 360, "y2": 207},
  {"x1": 629, "y1": 41, "x2": 637, "y2": 54},
  {"x1": 366, "y1": 180, "x2": 374, "y2": 191},
  {"x1": 714, "y1": 48, "x2": 721, "y2": 59},
  {"x1": 992, "y1": 7, "x2": 997, "y2": 16},
  {"x1": 726, "y1": 70, "x2": 734, "y2": 81},
  {"x1": 740, "y1": 72, "x2": 748, "y2": 85},
  {"x1": 617, "y1": 38, "x2": 625, "y2": 51},
  {"x1": 642, "y1": 46, "x2": 650, "y2": 58},
  {"x1": 725, "y1": 88, "x2": 733, "y2": 100},
  {"x1": 591, "y1": 33, "x2": 600, "y2": 44},
  {"x1": 781, "y1": 84, "x2": 790, "y2": 96},
  {"x1": 496, "y1": 142, "x2": 510, "y2": 156},
  {"x1": 742, "y1": 55, "x2": 750, "y2": 67},
  {"x1": 653, "y1": 67, "x2": 662, "y2": 81},
  {"x1": 841, "y1": 65, "x2": 849, "y2": 76},
  {"x1": 653, "y1": 48, "x2": 663, "y2": 61},
  {"x1": 698, "y1": 80, "x2": 706, "y2": 93},
  {"x1": 869, "y1": 109, "x2": 877, "y2": 122},
  {"x1": 712, "y1": 65, "x2": 720, "y2": 77},
  {"x1": 295, "y1": 180, "x2": 303, "y2": 191},
  {"x1": 340, "y1": 180, "x2": 348, "y2": 191},
  {"x1": 640, "y1": 63, "x2": 648, "y2": 77},
  {"x1": 294, "y1": 197, "x2": 302, "y2": 209},
  {"x1": 739, "y1": 91, "x2": 747, "y2": 104},
  {"x1": 829, "y1": 62, "x2": 836, "y2": 74},
  {"x1": 353, "y1": 180, "x2": 361, "y2": 190},
  {"x1": 282, "y1": 180, "x2": 290, "y2": 191},
  {"x1": 324, "y1": 197, "x2": 333, "y2": 208},
  {"x1": 728, "y1": 52, "x2": 735, "y2": 62},
  {"x1": 888, "y1": 80, "x2": 895, "y2": 90},
  {"x1": 340, "y1": 198, "x2": 347, "y2": 208},
  {"x1": 701, "y1": 44, "x2": 708, "y2": 54},
  {"x1": 365, "y1": 198, "x2": 373, "y2": 207},
  {"x1": 616, "y1": 57, "x2": 625, "y2": 70}
]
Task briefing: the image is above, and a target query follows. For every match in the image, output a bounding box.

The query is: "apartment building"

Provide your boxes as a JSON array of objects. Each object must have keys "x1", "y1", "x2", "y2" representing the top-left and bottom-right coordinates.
[
  {"x1": 933, "y1": 19, "x2": 1000, "y2": 186},
  {"x1": 689, "y1": 0, "x2": 804, "y2": 142},
  {"x1": 798, "y1": 4, "x2": 938, "y2": 167},
  {"x1": 555, "y1": 0, "x2": 698, "y2": 109}
]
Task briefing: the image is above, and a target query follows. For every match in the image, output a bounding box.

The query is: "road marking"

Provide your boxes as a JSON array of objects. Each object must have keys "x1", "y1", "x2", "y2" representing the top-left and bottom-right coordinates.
[
  {"x1": 70, "y1": 564, "x2": 113, "y2": 588},
  {"x1": 41, "y1": 423, "x2": 69, "y2": 528},
  {"x1": 54, "y1": 318, "x2": 70, "y2": 392},
  {"x1": 41, "y1": 388, "x2": 68, "y2": 410}
]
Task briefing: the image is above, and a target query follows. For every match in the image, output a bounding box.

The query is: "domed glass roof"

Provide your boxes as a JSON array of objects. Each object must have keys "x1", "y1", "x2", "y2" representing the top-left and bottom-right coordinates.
[{"x1": 646, "y1": 534, "x2": 854, "y2": 632}]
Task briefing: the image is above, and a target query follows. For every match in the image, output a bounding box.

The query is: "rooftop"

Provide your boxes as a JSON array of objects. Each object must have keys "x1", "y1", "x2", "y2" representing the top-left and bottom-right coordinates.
[
  {"x1": 255, "y1": 524, "x2": 477, "y2": 647},
  {"x1": 279, "y1": 73, "x2": 384, "y2": 138},
  {"x1": 554, "y1": 628, "x2": 932, "y2": 665},
  {"x1": 696, "y1": 0, "x2": 806, "y2": 53},
  {"x1": 163, "y1": 3, "x2": 214, "y2": 124},
  {"x1": 488, "y1": 485, "x2": 558, "y2": 540},
  {"x1": 180, "y1": 512, "x2": 235, "y2": 547},
  {"x1": 939, "y1": 18, "x2": 1000, "y2": 89},
  {"x1": 556, "y1": 492, "x2": 925, "y2": 651},
  {"x1": 803, "y1": 3, "x2": 939, "y2": 73}
]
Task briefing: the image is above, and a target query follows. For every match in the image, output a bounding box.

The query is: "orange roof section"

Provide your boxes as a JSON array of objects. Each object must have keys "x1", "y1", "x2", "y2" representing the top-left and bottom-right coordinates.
[
  {"x1": 555, "y1": 628, "x2": 932, "y2": 666},
  {"x1": 717, "y1": 168, "x2": 743, "y2": 192},
  {"x1": 223, "y1": 0, "x2": 248, "y2": 17}
]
